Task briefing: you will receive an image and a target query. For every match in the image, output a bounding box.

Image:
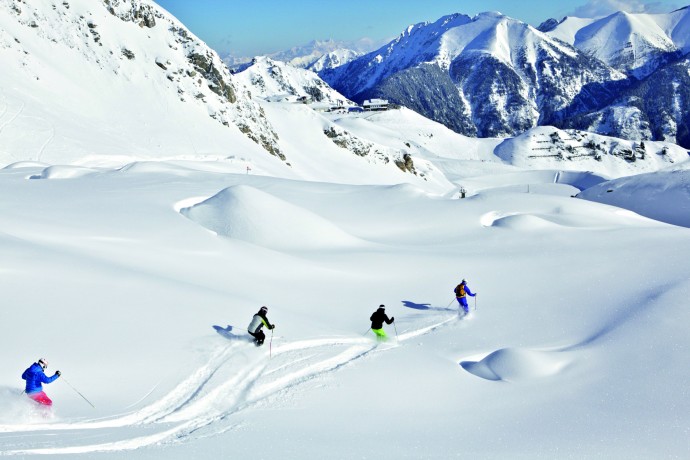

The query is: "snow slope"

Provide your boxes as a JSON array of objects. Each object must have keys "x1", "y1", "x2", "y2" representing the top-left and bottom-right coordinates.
[
  {"x1": 1, "y1": 161, "x2": 689, "y2": 459},
  {"x1": 0, "y1": 0, "x2": 282, "y2": 165},
  {"x1": 577, "y1": 162, "x2": 690, "y2": 227},
  {"x1": 1, "y1": 3, "x2": 690, "y2": 458}
]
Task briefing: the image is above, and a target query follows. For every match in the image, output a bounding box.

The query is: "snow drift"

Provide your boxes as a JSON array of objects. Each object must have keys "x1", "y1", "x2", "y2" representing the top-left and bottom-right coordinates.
[{"x1": 180, "y1": 185, "x2": 363, "y2": 251}]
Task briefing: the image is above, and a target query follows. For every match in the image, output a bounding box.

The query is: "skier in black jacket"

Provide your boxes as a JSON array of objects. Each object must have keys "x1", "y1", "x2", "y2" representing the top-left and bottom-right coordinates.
[{"x1": 370, "y1": 305, "x2": 394, "y2": 341}]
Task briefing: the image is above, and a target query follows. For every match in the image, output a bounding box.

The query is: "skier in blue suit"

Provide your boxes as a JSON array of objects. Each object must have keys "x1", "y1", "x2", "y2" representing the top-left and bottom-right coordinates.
[
  {"x1": 454, "y1": 279, "x2": 476, "y2": 314},
  {"x1": 22, "y1": 358, "x2": 61, "y2": 406}
]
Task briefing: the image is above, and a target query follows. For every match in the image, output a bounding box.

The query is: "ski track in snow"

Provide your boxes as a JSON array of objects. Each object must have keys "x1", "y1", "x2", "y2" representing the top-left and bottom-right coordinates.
[
  {"x1": 35, "y1": 122, "x2": 55, "y2": 164},
  {"x1": 0, "y1": 90, "x2": 7, "y2": 122},
  {"x1": 0, "y1": 96, "x2": 24, "y2": 138},
  {"x1": 0, "y1": 311, "x2": 461, "y2": 456}
]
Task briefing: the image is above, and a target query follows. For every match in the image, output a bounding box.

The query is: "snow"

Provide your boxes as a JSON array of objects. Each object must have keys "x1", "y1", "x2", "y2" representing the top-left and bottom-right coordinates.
[
  {"x1": 180, "y1": 184, "x2": 364, "y2": 250},
  {"x1": 577, "y1": 162, "x2": 690, "y2": 227},
  {"x1": 2, "y1": 149, "x2": 690, "y2": 458},
  {"x1": 1, "y1": 1, "x2": 690, "y2": 459}
]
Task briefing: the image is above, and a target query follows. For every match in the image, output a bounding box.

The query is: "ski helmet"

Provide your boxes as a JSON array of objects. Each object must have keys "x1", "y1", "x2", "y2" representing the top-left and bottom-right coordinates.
[
  {"x1": 259, "y1": 306, "x2": 268, "y2": 313},
  {"x1": 38, "y1": 358, "x2": 48, "y2": 369},
  {"x1": 461, "y1": 278, "x2": 467, "y2": 284},
  {"x1": 379, "y1": 304, "x2": 385, "y2": 309}
]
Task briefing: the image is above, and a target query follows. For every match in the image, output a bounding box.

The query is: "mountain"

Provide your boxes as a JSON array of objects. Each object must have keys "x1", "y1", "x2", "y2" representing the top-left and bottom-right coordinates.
[
  {"x1": 543, "y1": 7, "x2": 690, "y2": 78},
  {"x1": 321, "y1": 9, "x2": 690, "y2": 148},
  {"x1": 232, "y1": 56, "x2": 353, "y2": 106},
  {"x1": 533, "y1": 8, "x2": 690, "y2": 147},
  {"x1": 554, "y1": 54, "x2": 690, "y2": 147},
  {"x1": 305, "y1": 48, "x2": 362, "y2": 72},
  {"x1": 320, "y1": 12, "x2": 625, "y2": 138},
  {"x1": 222, "y1": 38, "x2": 378, "y2": 72},
  {"x1": 0, "y1": 0, "x2": 282, "y2": 164}
]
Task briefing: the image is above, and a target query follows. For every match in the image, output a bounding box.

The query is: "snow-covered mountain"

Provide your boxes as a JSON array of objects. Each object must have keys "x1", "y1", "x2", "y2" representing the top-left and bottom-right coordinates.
[
  {"x1": 321, "y1": 8, "x2": 690, "y2": 148},
  {"x1": 552, "y1": 53, "x2": 690, "y2": 147},
  {"x1": 542, "y1": 7, "x2": 690, "y2": 78},
  {"x1": 0, "y1": 0, "x2": 283, "y2": 164},
  {"x1": 233, "y1": 56, "x2": 352, "y2": 106},
  {"x1": 321, "y1": 12, "x2": 625, "y2": 138},
  {"x1": 2, "y1": 1, "x2": 687, "y2": 179},
  {"x1": 531, "y1": 7, "x2": 690, "y2": 147},
  {"x1": 0, "y1": 2, "x2": 442, "y2": 182},
  {"x1": 265, "y1": 39, "x2": 362, "y2": 69},
  {"x1": 305, "y1": 48, "x2": 362, "y2": 73},
  {"x1": 223, "y1": 38, "x2": 373, "y2": 72}
]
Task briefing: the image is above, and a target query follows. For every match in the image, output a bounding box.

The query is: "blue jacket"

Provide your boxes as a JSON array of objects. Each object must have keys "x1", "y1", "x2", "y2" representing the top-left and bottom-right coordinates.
[{"x1": 22, "y1": 363, "x2": 59, "y2": 394}]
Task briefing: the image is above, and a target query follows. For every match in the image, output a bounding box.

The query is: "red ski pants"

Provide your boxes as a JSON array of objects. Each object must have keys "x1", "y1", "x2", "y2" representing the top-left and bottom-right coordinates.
[{"x1": 27, "y1": 391, "x2": 53, "y2": 406}]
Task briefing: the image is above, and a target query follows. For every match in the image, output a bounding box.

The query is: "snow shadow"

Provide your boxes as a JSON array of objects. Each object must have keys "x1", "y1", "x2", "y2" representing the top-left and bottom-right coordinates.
[
  {"x1": 212, "y1": 325, "x2": 251, "y2": 342},
  {"x1": 460, "y1": 348, "x2": 570, "y2": 383},
  {"x1": 402, "y1": 300, "x2": 455, "y2": 311}
]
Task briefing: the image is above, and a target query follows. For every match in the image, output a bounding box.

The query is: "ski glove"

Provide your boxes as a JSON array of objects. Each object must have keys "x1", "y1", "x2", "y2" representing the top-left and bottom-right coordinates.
[
  {"x1": 269, "y1": 324, "x2": 275, "y2": 330},
  {"x1": 56, "y1": 371, "x2": 61, "y2": 376}
]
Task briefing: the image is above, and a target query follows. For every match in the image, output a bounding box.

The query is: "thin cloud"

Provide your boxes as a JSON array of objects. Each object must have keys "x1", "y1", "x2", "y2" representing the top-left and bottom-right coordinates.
[{"x1": 569, "y1": 0, "x2": 679, "y2": 18}]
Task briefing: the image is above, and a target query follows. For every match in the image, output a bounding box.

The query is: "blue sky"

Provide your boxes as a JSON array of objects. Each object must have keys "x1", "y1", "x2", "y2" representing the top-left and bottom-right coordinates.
[{"x1": 154, "y1": 0, "x2": 682, "y2": 57}]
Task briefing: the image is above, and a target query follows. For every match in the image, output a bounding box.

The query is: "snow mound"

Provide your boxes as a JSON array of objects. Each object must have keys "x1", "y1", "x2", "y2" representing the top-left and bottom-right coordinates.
[
  {"x1": 180, "y1": 185, "x2": 362, "y2": 251},
  {"x1": 2, "y1": 161, "x2": 50, "y2": 170},
  {"x1": 28, "y1": 165, "x2": 99, "y2": 180},
  {"x1": 461, "y1": 348, "x2": 570, "y2": 382},
  {"x1": 481, "y1": 211, "x2": 566, "y2": 230}
]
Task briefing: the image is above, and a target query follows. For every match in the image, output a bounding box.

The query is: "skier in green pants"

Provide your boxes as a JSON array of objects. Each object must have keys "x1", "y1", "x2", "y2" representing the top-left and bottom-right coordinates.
[{"x1": 370, "y1": 305, "x2": 394, "y2": 341}]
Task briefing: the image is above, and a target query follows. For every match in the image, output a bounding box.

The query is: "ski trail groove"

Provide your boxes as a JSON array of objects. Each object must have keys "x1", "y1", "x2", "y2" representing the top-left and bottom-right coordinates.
[
  {"x1": 0, "y1": 98, "x2": 24, "y2": 137},
  {"x1": 2, "y1": 311, "x2": 461, "y2": 455}
]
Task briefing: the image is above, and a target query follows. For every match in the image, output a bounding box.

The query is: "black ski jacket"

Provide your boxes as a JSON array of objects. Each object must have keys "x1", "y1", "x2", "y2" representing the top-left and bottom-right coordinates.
[{"x1": 370, "y1": 308, "x2": 393, "y2": 330}]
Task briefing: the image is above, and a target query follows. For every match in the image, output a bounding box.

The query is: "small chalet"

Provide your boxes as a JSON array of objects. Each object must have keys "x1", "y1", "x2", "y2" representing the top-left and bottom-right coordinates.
[{"x1": 363, "y1": 98, "x2": 389, "y2": 111}]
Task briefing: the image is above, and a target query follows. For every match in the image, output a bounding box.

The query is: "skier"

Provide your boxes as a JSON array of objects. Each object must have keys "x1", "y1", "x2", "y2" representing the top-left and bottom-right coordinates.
[
  {"x1": 21, "y1": 358, "x2": 61, "y2": 406},
  {"x1": 247, "y1": 306, "x2": 275, "y2": 346},
  {"x1": 370, "y1": 304, "x2": 394, "y2": 341},
  {"x1": 454, "y1": 278, "x2": 476, "y2": 315}
]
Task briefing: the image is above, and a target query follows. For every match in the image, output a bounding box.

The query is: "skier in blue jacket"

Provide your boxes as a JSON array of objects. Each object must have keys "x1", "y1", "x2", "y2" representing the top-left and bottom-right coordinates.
[
  {"x1": 454, "y1": 279, "x2": 476, "y2": 315},
  {"x1": 22, "y1": 358, "x2": 61, "y2": 406}
]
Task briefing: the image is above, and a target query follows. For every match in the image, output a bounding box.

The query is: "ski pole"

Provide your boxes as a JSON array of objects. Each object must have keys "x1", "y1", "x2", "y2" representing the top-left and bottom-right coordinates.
[
  {"x1": 269, "y1": 328, "x2": 274, "y2": 359},
  {"x1": 447, "y1": 297, "x2": 456, "y2": 308},
  {"x1": 393, "y1": 321, "x2": 399, "y2": 340},
  {"x1": 474, "y1": 295, "x2": 477, "y2": 311},
  {"x1": 61, "y1": 376, "x2": 95, "y2": 408},
  {"x1": 362, "y1": 327, "x2": 371, "y2": 336}
]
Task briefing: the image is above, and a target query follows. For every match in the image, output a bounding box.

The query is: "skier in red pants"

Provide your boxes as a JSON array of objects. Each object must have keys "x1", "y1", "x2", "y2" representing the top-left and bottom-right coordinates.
[{"x1": 22, "y1": 358, "x2": 61, "y2": 406}]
